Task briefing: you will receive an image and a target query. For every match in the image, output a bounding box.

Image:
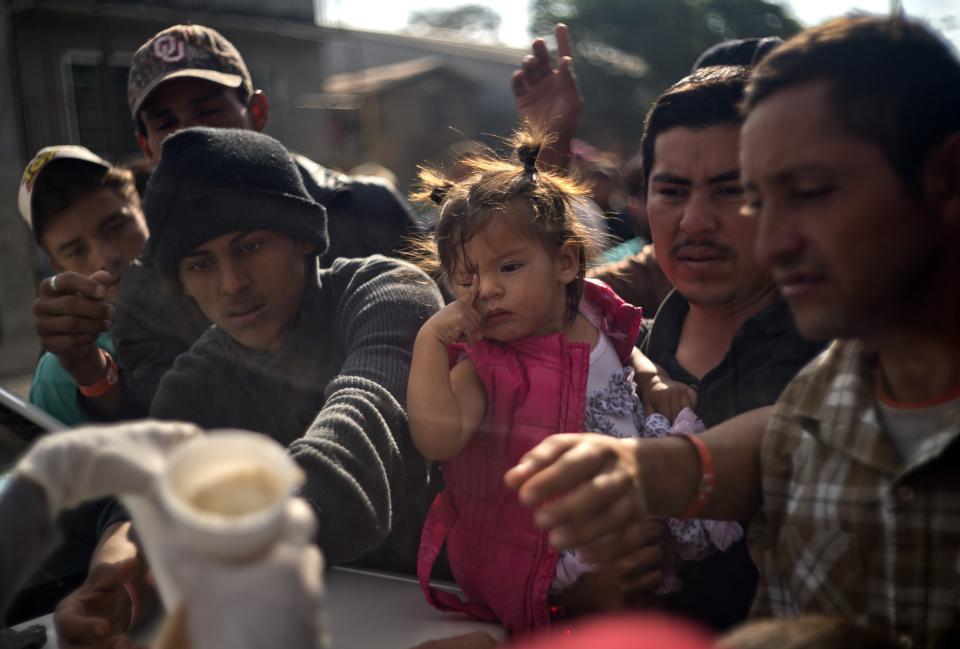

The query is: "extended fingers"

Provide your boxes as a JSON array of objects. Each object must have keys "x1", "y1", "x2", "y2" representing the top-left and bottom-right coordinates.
[
  {"x1": 617, "y1": 541, "x2": 665, "y2": 578},
  {"x1": 511, "y1": 69, "x2": 529, "y2": 99},
  {"x1": 36, "y1": 314, "x2": 110, "y2": 338},
  {"x1": 35, "y1": 292, "x2": 114, "y2": 319},
  {"x1": 40, "y1": 271, "x2": 106, "y2": 299},
  {"x1": 581, "y1": 519, "x2": 657, "y2": 565},
  {"x1": 504, "y1": 433, "x2": 588, "y2": 492},
  {"x1": 541, "y1": 481, "x2": 640, "y2": 550},
  {"x1": 555, "y1": 23, "x2": 573, "y2": 59},
  {"x1": 55, "y1": 595, "x2": 114, "y2": 648},
  {"x1": 516, "y1": 439, "x2": 616, "y2": 507}
]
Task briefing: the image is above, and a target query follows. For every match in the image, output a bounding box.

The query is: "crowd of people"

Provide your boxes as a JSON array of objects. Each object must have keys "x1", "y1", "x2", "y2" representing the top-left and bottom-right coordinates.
[{"x1": 0, "y1": 9, "x2": 958, "y2": 649}]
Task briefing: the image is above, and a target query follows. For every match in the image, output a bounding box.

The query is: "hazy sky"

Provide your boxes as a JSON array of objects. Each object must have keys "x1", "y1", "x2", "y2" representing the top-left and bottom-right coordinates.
[{"x1": 321, "y1": 0, "x2": 960, "y2": 49}]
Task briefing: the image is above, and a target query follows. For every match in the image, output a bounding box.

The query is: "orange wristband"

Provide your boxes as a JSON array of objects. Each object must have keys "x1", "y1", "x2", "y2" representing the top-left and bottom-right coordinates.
[
  {"x1": 677, "y1": 433, "x2": 715, "y2": 520},
  {"x1": 78, "y1": 350, "x2": 119, "y2": 398}
]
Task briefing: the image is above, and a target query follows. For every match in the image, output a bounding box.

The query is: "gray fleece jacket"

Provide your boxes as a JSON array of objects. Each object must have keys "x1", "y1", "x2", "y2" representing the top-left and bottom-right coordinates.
[{"x1": 146, "y1": 256, "x2": 441, "y2": 565}]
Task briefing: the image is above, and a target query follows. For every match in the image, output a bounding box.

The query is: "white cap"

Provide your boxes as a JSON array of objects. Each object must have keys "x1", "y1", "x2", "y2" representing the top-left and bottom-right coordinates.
[{"x1": 18, "y1": 145, "x2": 112, "y2": 231}]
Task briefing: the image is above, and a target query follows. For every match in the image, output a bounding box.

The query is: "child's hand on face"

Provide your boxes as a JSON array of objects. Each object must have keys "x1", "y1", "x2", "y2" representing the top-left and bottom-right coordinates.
[
  {"x1": 423, "y1": 274, "x2": 483, "y2": 346},
  {"x1": 642, "y1": 377, "x2": 698, "y2": 423}
]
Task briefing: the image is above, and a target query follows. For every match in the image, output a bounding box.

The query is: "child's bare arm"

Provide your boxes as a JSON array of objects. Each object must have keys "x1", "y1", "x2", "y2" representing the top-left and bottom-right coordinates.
[
  {"x1": 407, "y1": 277, "x2": 487, "y2": 461},
  {"x1": 630, "y1": 348, "x2": 697, "y2": 421}
]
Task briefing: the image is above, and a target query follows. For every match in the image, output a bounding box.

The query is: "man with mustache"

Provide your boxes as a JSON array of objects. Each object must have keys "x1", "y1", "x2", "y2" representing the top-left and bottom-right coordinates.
[
  {"x1": 513, "y1": 33, "x2": 822, "y2": 629},
  {"x1": 635, "y1": 64, "x2": 823, "y2": 631}
]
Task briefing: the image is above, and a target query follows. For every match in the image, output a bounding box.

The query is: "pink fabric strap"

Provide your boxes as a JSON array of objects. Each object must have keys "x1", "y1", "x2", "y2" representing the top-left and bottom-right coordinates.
[{"x1": 417, "y1": 491, "x2": 498, "y2": 622}]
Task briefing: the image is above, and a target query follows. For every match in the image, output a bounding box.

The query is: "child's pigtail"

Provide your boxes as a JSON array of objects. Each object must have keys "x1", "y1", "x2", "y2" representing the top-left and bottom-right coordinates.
[
  {"x1": 517, "y1": 141, "x2": 540, "y2": 178},
  {"x1": 411, "y1": 167, "x2": 455, "y2": 207},
  {"x1": 429, "y1": 183, "x2": 452, "y2": 206}
]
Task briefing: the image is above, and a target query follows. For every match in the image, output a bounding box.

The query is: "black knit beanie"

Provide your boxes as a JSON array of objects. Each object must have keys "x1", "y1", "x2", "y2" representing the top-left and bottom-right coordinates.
[{"x1": 144, "y1": 127, "x2": 328, "y2": 276}]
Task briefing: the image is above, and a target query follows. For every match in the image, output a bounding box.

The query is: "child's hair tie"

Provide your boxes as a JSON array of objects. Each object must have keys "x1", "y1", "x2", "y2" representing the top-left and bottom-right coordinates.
[
  {"x1": 518, "y1": 142, "x2": 540, "y2": 178},
  {"x1": 429, "y1": 183, "x2": 452, "y2": 205}
]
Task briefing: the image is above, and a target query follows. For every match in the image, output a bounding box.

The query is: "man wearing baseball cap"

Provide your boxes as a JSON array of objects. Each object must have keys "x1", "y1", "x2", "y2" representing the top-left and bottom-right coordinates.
[
  {"x1": 112, "y1": 23, "x2": 423, "y2": 415},
  {"x1": 127, "y1": 23, "x2": 419, "y2": 262},
  {"x1": 18, "y1": 146, "x2": 146, "y2": 426}
]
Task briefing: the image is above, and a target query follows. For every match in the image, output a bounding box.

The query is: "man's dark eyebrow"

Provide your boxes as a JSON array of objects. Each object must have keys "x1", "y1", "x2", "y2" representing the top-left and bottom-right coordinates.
[
  {"x1": 181, "y1": 248, "x2": 211, "y2": 260},
  {"x1": 186, "y1": 231, "x2": 260, "y2": 258},
  {"x1": 142, "y1": 106, "x2": 173, "y2": 121},
  {"x1": 231, "y1": 230, "x2": 262, "y2": 245},
  {"x1": 650, "y1": 172, "x2": 691, "y2": 186},
  {"x1": 97, "y1": 212, "x2": 128, "y2": 230},
  {"x1": 769, "y1": 165, "x2": 830, "y2": 184},
  {"x1": 56, "y1": 237, "x2": 84, "y2": 256},
  {"x1": 144, "y1": 90, "x2": 224, "y2": 120},
  {"x1": 189, "y1": 89, "x2": 226, "y2": 106},
  {"x1": 707, "y1": 169, "x2": 740, "y2": 184}
]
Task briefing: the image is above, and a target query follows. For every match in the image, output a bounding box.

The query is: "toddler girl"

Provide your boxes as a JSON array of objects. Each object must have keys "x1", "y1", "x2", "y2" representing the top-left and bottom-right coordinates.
[{"x1": 408, "y1": 132, "x2": 737, "y2": 636}]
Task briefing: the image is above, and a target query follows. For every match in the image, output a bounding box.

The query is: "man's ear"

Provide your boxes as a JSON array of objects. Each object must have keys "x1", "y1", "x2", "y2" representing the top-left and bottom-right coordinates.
[
  {"x1": 136, "y1": 131, "x2": 158, "y2": 167},
  {"x1": 926, "y1": 132, "x2": 960, "y2": 226},
  {"x1": 248, "y1": 91, "x2": 270, "y2": 133},
  {"x1": 556, "y1": 240, "x2": 582, "y2": 284},
  {"x1": 297, "y1": 239, "x2": 315, "y2": 256}
]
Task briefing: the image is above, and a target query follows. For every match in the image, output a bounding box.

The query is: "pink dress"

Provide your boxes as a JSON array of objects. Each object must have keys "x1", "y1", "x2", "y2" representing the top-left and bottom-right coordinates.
[{"x1": 417, "y1": 280, "x2": 642, "y2": 636}]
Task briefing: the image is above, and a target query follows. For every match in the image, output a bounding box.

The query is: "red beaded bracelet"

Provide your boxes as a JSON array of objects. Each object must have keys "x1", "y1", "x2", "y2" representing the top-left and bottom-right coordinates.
[
  {"x1": 78, "y1": 350, "x2": 119, "y2": 398},
  {"x1": 676, "y1": 433, "x2": 715, "y2": 520}
]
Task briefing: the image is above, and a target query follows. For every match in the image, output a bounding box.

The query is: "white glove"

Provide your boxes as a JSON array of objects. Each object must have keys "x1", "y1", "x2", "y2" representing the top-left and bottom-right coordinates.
[
  {"x1": 13, "y1": 420, "x2": 201, "y2": 517},
  {"x1": 161, "y1": 497, "x2": 328, "y2": 649}
]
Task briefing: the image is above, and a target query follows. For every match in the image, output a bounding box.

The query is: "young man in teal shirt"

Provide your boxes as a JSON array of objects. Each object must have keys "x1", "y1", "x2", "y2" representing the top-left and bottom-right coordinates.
[{"x1": 18, "y1": 146, "x2": 148, "y2": 426}]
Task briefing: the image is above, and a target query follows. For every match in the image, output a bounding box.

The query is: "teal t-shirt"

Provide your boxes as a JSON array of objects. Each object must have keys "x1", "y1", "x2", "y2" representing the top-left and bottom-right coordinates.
[{"x1": 29, "y1": 333, "x2": 115, "y2": 427}]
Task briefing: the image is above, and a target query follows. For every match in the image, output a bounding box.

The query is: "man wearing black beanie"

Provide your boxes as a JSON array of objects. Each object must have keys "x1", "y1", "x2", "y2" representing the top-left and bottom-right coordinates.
[{"x1": 55, "y1": 127, "x2": 442, "y2": 647}]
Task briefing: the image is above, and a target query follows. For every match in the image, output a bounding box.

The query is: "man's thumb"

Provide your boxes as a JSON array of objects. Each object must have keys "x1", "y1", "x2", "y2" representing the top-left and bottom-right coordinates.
[
  {"x1": 88, "y1": 555, "x2": 140, "y2": 588},
  {"x1": 89, "y1": 269, "x2": 114, "y2": 288}
]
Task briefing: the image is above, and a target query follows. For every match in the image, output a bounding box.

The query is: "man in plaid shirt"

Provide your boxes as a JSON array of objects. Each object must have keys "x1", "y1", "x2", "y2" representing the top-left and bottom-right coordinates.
[{"x1": 507, "y1": 14, "x2": 960, "y2": 649}]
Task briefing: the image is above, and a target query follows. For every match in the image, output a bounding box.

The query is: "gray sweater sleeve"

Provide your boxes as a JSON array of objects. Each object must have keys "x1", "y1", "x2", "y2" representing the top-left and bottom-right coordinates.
[
  {"x1": 290, "y1": 258, "x2": 441, "y2": 564},
  {"x1": 147, "y1": 257, "x2": 442, "y2": 565}
]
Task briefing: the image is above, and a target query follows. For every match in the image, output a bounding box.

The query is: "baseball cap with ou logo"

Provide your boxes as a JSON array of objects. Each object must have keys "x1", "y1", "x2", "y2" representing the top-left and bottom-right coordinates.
[{"x1": 128, "y1": 24, "x2": 253, "y2": 118}]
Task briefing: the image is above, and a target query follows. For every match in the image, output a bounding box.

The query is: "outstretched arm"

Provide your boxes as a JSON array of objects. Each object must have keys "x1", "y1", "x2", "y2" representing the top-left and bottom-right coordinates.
[
  {"x1": 407, "y1": 276, "x2": 487, "y2": 461},
  {"x1": 504, "y1": 406, "x2": 771, "y2": 564},
  {"x1": 512, "y1": 23, "x2": 582, "y2": 170}
]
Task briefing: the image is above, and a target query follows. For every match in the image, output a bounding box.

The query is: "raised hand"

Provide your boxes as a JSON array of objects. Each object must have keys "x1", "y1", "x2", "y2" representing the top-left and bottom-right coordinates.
[
  {"x1": 33, "y1": 270, "x2": 114, "y2": 383},
  {"x1": 511, "y1": 24, "x2": 582, "y2": 167},
  {"x1": 423, "y1": 274, "x2": 483, "y2": 346}
]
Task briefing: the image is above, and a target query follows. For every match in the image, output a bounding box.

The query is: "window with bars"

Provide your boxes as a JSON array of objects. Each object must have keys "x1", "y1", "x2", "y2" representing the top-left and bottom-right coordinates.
[{"x1": 62, "y1": 52, "x2": 140, "y2": 161}]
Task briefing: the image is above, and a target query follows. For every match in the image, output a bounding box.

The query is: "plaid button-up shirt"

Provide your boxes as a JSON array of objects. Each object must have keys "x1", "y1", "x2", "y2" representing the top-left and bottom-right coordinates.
[{"x1": 750, "y1": 339, "x2": 960, "y2": 648}]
